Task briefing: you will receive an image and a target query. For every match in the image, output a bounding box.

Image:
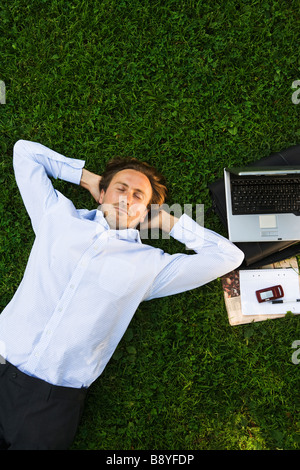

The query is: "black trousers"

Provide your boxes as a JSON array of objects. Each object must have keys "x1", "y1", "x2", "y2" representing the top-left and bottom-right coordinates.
[{"x1": 0, "y1": 361, "x2": 87, "y2": 450}]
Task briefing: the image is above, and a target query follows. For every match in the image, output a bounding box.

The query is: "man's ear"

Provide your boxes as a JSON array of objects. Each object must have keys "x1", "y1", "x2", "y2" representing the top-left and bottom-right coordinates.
[
  {"x1": 99, "y1": 189, "x2": 105, "y2": 204},
  {"x1": 139, "y1": 207, "x2": 149, "y2": 223}
]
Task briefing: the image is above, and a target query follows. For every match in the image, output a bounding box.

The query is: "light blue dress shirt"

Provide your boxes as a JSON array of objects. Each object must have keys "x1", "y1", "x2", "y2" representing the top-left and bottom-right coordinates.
[{"x1": 0, "y1": 140, "x2": 244, "y2": 388}]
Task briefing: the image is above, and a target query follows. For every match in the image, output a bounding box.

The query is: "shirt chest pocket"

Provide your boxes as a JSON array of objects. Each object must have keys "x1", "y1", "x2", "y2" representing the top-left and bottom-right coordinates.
[{"x1": 99, "y1": 257, "x2": 136, "y2": 296}]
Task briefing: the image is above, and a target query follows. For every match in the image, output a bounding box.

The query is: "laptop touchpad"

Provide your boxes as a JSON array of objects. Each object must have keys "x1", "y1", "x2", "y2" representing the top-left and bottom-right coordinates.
[{"x1": 259, "y1": 215, "x2": 277, "y2": 229}]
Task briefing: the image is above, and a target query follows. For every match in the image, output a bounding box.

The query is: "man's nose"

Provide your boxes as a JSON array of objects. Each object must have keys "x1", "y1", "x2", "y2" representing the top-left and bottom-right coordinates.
[
  {"x1": 119, "y1": 193, "x2": 133, "y2": 206},
  {"x1": 125, "y1": 193, "x2": 133, "y2": 206}
]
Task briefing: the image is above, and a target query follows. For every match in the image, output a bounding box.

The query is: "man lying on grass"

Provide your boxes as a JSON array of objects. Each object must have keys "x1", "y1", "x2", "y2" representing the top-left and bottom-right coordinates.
[{"x1": 0, "y1": 140, "x2": 244, "y2": 449}]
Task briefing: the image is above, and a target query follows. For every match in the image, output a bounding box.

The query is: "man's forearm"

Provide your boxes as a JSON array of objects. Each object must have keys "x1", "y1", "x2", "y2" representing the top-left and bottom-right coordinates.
[
  {"x1": 159, "y1": 209, "x2": 179, "y2": 233},
  {"x1": 80, "y1": 168, "x2": 102, "y2": 203},
  {"x1": 80, "y1": 168, "x2": 100, "y2": 190}
]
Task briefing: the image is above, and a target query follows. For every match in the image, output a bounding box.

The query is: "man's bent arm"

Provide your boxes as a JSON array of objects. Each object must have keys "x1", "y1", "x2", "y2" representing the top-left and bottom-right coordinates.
[
  {"x1": 145, "y1": 213, "x2": 244, "y2": 300},
  {"x1": 13, "y1": 140, "x2": 85, "y2": 234}
]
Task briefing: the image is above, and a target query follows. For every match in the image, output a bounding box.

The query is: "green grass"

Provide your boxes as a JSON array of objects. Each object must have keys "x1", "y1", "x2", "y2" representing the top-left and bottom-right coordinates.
[{"x1": 1, "y1": 0, "x2": 300, "y2": 450}]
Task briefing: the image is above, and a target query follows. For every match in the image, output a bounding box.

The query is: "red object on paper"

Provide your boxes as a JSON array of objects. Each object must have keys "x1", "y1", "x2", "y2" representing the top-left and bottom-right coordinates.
[{"x1": 255, "y1": 285, "x2": 284, "y2": 303}]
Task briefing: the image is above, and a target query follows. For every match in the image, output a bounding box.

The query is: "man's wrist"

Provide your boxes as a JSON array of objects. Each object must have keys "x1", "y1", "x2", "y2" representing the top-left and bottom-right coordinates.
[
  {"x1": 80, "y1": 168, "x2": 93, "y2": 189},
  {"x1": 80, "y1": 168, "x2": 102, "y2": 203},
  {"x1": 159, "y1": 210, "x2": 179, "y2": 233}
]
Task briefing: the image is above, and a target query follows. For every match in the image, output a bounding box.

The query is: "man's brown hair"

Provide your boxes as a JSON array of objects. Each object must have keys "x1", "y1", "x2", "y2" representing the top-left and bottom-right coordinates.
[{"x1": 100, "y1": 157, "x2": 168, "y2": 208}]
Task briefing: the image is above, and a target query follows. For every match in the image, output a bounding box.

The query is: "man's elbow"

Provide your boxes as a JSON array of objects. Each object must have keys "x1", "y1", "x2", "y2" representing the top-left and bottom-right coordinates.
[
  {"x1": 230, "y1": 247, "x2": 244, "y2": 270},
  {"x1": 13, "y1": 139, "x2": 27, "y2": 155},
  {"x1": 13, "y1": 140, "x2": 24, "y2": 158},
  {"x1": 13, "y1": 140, "x2": 29, "y2": 167},
  {"x1": 14, "y1": 139, "x2": 26, "y2": 148}
]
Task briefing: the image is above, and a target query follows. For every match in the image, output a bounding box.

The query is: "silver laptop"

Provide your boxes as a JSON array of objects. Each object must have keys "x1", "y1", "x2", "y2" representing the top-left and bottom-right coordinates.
[{"x1": 224, "y1": 166, "x2": 300, "y2": 242}]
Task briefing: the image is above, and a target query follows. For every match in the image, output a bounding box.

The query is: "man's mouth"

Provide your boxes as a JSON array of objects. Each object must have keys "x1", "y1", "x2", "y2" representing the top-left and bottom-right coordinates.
[{"x1": 115, "y1": 206, "x2": 128, "y2": 215}]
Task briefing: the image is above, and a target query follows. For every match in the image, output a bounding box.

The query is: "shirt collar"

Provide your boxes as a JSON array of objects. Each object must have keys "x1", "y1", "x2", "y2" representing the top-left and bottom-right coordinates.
[{"x1": 94, "y1": 209, "x2": 142, "y2": 244}]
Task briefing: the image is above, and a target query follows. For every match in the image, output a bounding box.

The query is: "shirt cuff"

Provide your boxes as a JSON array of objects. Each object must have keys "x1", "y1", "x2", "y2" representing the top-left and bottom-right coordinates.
[
  {"x1": 169, "y1": 213, "x2": 206, "y2": 250},
  {"x1": 59, "y1": 158, "x2": 85, "y2": 185}
]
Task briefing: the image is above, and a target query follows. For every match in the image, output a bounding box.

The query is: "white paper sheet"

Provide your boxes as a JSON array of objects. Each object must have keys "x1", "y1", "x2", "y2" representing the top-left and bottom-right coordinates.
[{"x1": 239, "y1": 268, "x2": 300, "y2": 315}]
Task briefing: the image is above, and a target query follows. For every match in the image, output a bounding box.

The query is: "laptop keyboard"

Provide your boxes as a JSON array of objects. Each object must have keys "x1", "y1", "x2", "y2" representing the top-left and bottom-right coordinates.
[{"x1": 231, "y1": 174, "x2": 300, "y2": 215}]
